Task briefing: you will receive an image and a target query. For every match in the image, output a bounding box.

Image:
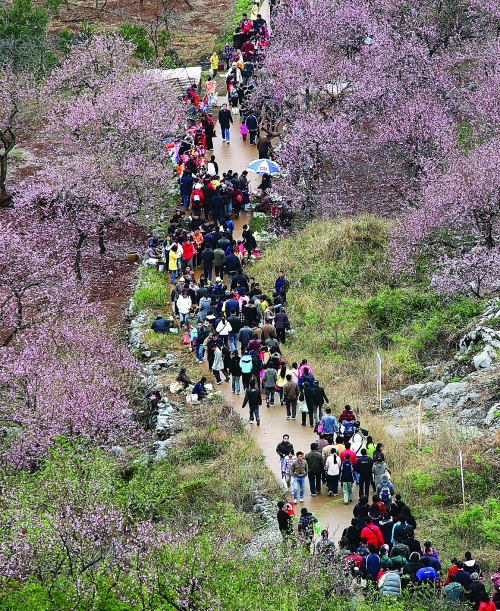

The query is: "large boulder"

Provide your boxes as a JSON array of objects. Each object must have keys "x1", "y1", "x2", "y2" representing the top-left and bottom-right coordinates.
[{"x1": 473, "y1": 351, "x2": 492, "y2": 371}]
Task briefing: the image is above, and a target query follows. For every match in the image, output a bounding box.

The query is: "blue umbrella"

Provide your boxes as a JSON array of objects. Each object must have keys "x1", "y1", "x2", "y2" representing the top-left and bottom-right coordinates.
[{"x1": 246, "y1": 158, "x2": 281, "y2": 176}]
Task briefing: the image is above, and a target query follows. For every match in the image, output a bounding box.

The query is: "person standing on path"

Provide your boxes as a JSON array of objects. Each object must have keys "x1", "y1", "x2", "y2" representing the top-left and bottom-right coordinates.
[
  {"x1": 305, "y1": 442, "x2": 323, "y2": 497},
  {"x1": 291, "y1": 451, "x2": 308, "y2": 504},
  {"x1": 340, "y1": 454, "x2": 355, "y2": 505},
  {"x1": 218, "y1": 103, "x2": 233, "y2": 143},
  {"x1": 242, "y1": 378, "x2": 262, "y2": 425},
  {"x1": 276, "y1": 434, "x2": 294, "y2": 472}
]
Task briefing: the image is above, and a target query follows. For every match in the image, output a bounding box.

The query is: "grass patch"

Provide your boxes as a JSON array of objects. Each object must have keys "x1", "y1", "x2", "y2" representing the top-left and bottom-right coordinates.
[
  {"x1": 250, "y1": 216, "x2": 483, "y2": 405},
  {"x1": 132, "y1": 267, "x2": 170, "y2": 313}
]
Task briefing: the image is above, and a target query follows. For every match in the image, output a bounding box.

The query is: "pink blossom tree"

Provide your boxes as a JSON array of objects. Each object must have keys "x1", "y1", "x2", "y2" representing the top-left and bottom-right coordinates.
[
  {"x1": 0, "y1": 315, "x2": 142, "y2": 472},
  {"x1": 390, "y1": 138, "x2": 500, "y2": 296}
]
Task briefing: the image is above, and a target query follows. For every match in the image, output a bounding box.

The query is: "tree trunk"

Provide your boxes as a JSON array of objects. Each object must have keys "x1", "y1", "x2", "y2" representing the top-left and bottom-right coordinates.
[
  {"x1": 75, "y1": 231, "x2": 87, "y2": 280},
  {"x1": 98, "y1": 224, "x2": 106, "y2": 255}
]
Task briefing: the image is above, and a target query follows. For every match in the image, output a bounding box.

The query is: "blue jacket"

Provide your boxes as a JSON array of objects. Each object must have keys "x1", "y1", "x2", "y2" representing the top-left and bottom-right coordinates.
[
  {"x1": 179, "y1": 173, "x2": 194, "y2": 195},
  {"x1": 151, "y1": 317, "x2": 170, "y2": 334},
  {"x1": 362, "y1": 553, "x2": 380, "y2": 578},
  {"x1": 320, "y1": 414, "x2": 338, "y2": 435},
  {"x1": 298, "y1": 373, "x2": 315, "y2": 389},
  {"x1": 239, "y1": 354, "x2": 253, "y2": 374}
]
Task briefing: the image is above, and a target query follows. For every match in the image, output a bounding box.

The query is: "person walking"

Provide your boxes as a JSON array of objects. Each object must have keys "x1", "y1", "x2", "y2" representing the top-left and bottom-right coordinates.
[
  {"x1": 312, "y1": 380, "x2": 329, "y2": 423},
  {"x1": 239, "y1": 350, "x2": 253, "y2": 390},
  {"x1": 319, "y1": 407, "x2": 338, "y2": 443},
  {"x1": 201, "y1": 245, "x2": 214, "y2": 281},
  {"x1": 283, "y1": 374, "x2": 299, "y2": 420},
  {"x1": 281, "y1": 450, "x2": 296, "y2": 493},
  {"x1": 213, "y1": 245, "x2": 225, "y2": 279},
  {"x1": 177, "y1": 291, "x2": 192, "y2": 327},
  {"x1": 241, "y1": 378, "x2": 262, "y2": 425},
  {"x1": 245, "y1": 110, "x2": 258, "y2": 145},
  {"x1": 339, "y1": 454, "x2": 355, "y2": 505},
  {"x1": 179, "y1": 169, "x2": 194, "y2": 210},
  {"x1": 277, "y1": 501, "x2": 293, "y2": 540},
  {"x1": 211, "y1": 344, "x2": 225, "y2": 385},
  {"x1": 355, "y1": 449, "x2": 374, "y2": 498},
  {"x1": 263, "y1": 362, "x2": 278, "y2": 407},
  {"x1": 372, "y1": 454, "x2": 390, "y2": 487},
  {"x1": 218, "y1": 103, "x2": 233, "y2": 142},
  {"x1": 276, "y1": 434, "x2": 294, "y2": 472},
  {"x1": 305, "y1": 442, "x2": 323, "y2": 497},
  {"x1": 291, "y1": 451, "x2": 308, "y2": 504},
  {"x1": 275, "y1": 270, "x2": 290, "y2": 303},
  {"x1": 274, "y1": 308, "x2": 289, "y2": 344},
  {"x1": 257, "y1": 134, "x2": 272, "y2": 159},
  {"x1": 229, "y1": 349, "x2": 241, "y2": 395},
  {"x1": 325, "y1": 448, "x2": 340, "y2": 496}
]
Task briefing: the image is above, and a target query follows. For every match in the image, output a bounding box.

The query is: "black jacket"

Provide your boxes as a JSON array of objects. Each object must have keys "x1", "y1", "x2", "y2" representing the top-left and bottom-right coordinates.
[
  {"x1": 228, "y1": 315, "x2": 242, "y2": 333},
  {"x1": 354, "y1": 455, "x2": 373, "y2": 478},
  {"x1": 276, "y1": 440, "x2": 294, "y2": 458},
  {"x1": 222, "y1": 254, "x2": 240, "y2": 274},
  {"x1": 218, "y1": 108, "x2": 233, "y2": 129},
  {"x1": 151, "y1": 317, "x2": 170, "y2": 334},
  {"x1": 242, "y1": 387, "x2": 262, "y2": 408}
]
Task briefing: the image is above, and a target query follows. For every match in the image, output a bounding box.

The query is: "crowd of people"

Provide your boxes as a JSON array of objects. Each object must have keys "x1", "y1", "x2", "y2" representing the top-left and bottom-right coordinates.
[
  {"x1": 276, "y1": 428, "x2": 500, "y2": 607},
  {"x1": 144, "y1": 4, "x2": 499, "y2": 607}
]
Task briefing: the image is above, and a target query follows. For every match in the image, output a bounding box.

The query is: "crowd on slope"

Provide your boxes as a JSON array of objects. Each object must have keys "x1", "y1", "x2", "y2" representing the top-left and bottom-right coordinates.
[{"x1": 276, "y1": 429, "x2": 500, "y2": 607}]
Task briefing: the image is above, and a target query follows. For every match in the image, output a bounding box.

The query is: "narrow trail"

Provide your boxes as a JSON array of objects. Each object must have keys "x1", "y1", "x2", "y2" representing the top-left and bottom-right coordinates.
[
  {"x1": 178, "y1": 0, "x2": 354, "y2": 540},
  {"x1": 183, "y1": 122, "x2": 354, "y2": 544}
]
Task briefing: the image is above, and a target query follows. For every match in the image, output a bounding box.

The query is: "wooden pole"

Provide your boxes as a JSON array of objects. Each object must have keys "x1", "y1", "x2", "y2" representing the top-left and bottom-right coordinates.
[
  {"x1": 459, "y1": 450, "x2": 466, "y2": 511},
  {"x1": 417, "y1": 400, "x2": 423, "y2": 449}
]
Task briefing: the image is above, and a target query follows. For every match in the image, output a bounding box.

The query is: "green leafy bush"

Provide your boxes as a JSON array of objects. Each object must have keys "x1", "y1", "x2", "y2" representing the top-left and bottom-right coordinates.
[{"x1": 132, "y1": 267, "x2": 170, "y2": 312}]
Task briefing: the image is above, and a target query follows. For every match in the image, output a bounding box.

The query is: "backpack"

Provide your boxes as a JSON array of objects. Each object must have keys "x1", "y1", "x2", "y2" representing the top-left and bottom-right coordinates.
[
  {"x1": 252, "y1": 354, "x2": 262, "y2": 371},
  {"x1": 193, "y1": 194, "x2": 201, "y2": 202},
  {"x1": 236, "y1": 194, "x2": 243, "y2": 202},
  {"x1": 341, "y1": 461, "x2": 353, "y2": 480},
  {"x1": 339, "y1": 528, "x2": 350, "y2": 548},
  {"x1": 230, "y1": 88, "x2": 239, "y2": 100},
  {"x1": 380, "y1": 486, "x2": 391, "y2": 502},
  {"x1": 343, "y1": 421, "x2": 355, "y2": 435}
]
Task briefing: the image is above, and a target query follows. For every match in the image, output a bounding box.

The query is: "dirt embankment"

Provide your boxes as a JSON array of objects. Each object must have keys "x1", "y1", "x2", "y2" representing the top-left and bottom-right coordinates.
[{"x1": 37, "y1": 0, "x2": 234, "y2": 63}]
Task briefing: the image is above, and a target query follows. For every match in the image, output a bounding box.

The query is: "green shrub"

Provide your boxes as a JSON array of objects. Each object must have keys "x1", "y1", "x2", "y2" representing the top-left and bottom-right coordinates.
[{"x1": 132, "y1": 268, "x2": 169, "y2": 312}]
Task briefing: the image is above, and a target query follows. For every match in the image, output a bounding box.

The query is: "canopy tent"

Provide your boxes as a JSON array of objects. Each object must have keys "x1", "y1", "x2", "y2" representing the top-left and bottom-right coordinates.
[{"x1": 145, "y1": 67, "x2": 202, "y2": 93}]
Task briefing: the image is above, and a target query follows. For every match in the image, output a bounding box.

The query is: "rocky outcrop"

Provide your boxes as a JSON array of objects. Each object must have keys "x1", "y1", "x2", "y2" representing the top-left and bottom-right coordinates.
[{"x1": 394, "y1": 300, "x2": 500, "y2": 431}]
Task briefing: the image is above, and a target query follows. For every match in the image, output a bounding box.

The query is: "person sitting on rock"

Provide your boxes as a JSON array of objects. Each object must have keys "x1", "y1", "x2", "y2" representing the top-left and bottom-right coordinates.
[{"x1": 151, "y1": 315, "x2": 170, "y2": 334}]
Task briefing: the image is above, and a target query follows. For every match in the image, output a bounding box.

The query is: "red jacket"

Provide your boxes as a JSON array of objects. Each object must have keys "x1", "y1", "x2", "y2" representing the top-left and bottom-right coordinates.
[
  {"x1": 190, "y1": 188, "x2": 204, "y2": 203},
  {"x1": 360, "y1": 524, "x2": 384, "y2": 549},
  {"x1": 182, "y1": 241, "x2": 196, "y2": 261},
  {"x1": 340, "y1": 449, "x2": 357, "y2": 465},
  {"x1": 339, "y1": 410, "x2": 356, "y2": 423}
]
